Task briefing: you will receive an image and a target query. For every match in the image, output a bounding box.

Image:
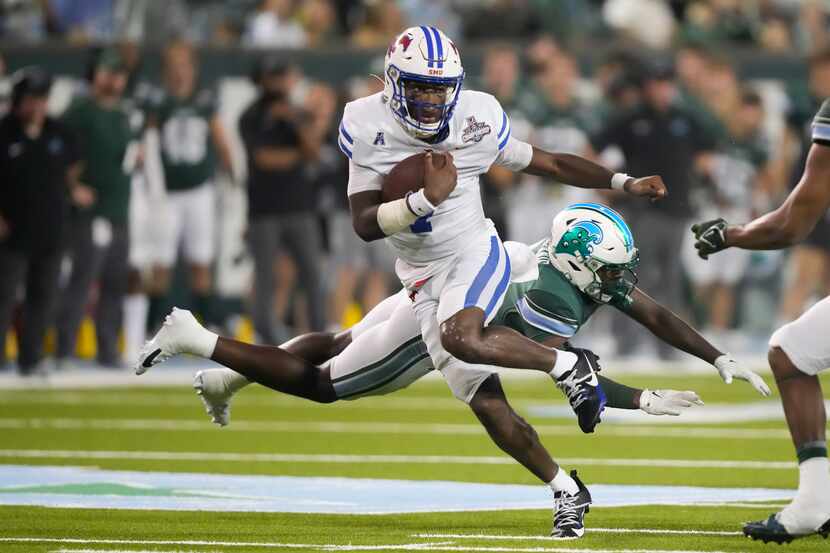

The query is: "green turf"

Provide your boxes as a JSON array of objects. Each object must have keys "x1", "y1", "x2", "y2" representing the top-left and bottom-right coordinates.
[
  {"x1": 0, "y1": 371, "x2": 828, "y2": 552},
  {"x1": 2, "y1": 504, "x2": 828, "y2": 552}
]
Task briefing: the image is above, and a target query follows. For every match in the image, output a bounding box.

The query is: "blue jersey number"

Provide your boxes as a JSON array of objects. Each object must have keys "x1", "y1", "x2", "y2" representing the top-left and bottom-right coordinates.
[{"x1": 410, "y1": 213, "x2": 433, "y2": 234}]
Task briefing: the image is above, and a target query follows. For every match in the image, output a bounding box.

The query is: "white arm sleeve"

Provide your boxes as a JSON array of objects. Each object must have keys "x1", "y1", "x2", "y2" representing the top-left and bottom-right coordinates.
[
  {"x1": 494, "y1": 136, "x2": 533, "y2": 172},
  {"x1": 347, "y1": 159, "x2": 383, "y2": 196}
]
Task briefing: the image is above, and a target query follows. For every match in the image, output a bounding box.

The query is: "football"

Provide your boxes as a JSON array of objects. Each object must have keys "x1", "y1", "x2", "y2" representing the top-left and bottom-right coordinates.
[{"x1": 382, "y1": 152, "x2": 448, "y2": 202}]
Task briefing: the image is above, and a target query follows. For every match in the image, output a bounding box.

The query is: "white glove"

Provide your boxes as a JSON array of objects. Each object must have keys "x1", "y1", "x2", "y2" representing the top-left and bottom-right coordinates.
[
  {"x1": 713, "y1": 354, "x2": 771, "y2": 396},
  {"x1": 639, "y1": 389, "x2": 704, "y2": 416}
]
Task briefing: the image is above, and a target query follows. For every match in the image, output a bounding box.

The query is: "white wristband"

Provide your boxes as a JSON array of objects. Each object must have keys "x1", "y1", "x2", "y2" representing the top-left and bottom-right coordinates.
[
  {"x1": 611, "y1": 173, "x2": 631, "y2": 191},
  {"x1": 377, "y1": 198, "x2": 419, "y2": 235},
  {"x1": 406, "y1": 188, "x2": 436, "y2": 217}
]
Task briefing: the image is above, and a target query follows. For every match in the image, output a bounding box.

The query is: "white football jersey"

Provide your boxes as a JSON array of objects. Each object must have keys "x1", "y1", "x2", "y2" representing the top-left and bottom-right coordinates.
[{"x1": 339, "y1": 90, "x2": 532, "y2": 269}]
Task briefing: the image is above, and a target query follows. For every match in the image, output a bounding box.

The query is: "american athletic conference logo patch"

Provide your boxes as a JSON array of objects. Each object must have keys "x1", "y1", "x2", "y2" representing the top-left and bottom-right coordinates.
[{"x1": 461, "y1": 116, "x2": 491, "y2": 143}]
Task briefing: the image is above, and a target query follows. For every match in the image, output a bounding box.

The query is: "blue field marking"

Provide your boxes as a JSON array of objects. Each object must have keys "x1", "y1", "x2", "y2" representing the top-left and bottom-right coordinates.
[{"x1": 0, "y1": 465, "x2": 793, "y2": 514}]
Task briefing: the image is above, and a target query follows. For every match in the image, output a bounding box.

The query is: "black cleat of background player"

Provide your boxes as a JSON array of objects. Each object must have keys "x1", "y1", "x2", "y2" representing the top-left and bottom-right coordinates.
[{"x1": 743, "y1": 514, "x2": 830, "y2": 544}]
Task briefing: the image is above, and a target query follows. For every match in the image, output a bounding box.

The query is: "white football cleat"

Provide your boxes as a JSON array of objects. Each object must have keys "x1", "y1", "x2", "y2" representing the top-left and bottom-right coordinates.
[
  {"x1": 135, "y1": 308, "x2": 216, "y2": 375},
  {"x1": 193, "y1": 369, "x2": 237, "y2": 427}
]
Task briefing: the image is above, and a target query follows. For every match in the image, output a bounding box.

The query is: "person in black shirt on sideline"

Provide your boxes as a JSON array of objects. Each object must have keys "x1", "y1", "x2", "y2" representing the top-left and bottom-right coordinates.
[
  {"x1": 239, "y1": 56, "x2": 328, "y2": 342},
  {"x1": 592, "y1": 62, "x2": 716, "y2": 359},
  {"x1": 0, "y1": 67, "x2": 94, "y2": 375}
]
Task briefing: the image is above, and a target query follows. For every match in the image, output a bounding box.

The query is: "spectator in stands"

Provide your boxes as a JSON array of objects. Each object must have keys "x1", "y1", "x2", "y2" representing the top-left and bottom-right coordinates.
[
  {"x1": 239, "y1": 56, "x2": 328, "y2": 342},
  {"x1": 0, "y1": 68, "x2": 92, "y2": 375},
  {"x1": 603, "y1": 0, "x2": 677, "y2": 49},
  {"x1": 351, "y1": 0, "x2": 405, "y2": 49},
  {"x1": 45, "y1": 0, "x2": 116, "y2": 43},
  {"x1": 796, "y1": 1, "x2": 830, "y2": 53},
  {"x1": 57, "y1": 50, "x2": 135, "y2": 368},
  {"x1": 592, "y1": 61, "x2": 716, "y2": 358},
  {"x1": 299, "y1": 0, "x2": 337, "y2": 48},
  {"x1": 244, "y1": 0, "x2": 306, "y2": 48}
]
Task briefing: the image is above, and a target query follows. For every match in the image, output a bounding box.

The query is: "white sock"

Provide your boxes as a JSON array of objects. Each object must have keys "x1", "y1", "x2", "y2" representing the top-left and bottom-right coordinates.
[
  {"x1": 549, "y1": 350, "x2": 578, "y2": 379},
  {"x1": 123, "y1": 294, "x2": 149, "y2": 363},
  {"x1": 797, "y1": 457, "x2": 830, "y2": 506},
  {"x1": 190, "y1": 325, "x2": 219, "y2": 359},
  {"x1": 548, "y1": 467, "x2": 579, "y2": 495},
  {"x1": 221, "y1": 368, "x2": 251, "y2": 393}
]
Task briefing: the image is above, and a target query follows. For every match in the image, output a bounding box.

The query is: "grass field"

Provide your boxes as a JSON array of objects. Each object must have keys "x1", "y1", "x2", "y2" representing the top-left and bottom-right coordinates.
[{"x1": 1, "y1": 368, "x2": 828, "y2": 553}]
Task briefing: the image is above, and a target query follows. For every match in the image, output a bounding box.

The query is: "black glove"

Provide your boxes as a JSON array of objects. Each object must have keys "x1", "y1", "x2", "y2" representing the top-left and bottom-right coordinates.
[{"x1": 691, "y1": 218, "x2": 728, "y2": 260}]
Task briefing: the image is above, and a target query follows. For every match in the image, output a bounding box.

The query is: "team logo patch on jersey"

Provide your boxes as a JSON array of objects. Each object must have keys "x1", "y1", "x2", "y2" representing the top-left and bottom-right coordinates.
[
  {"x1": 373, "y1": 131, "x2": 385, "y2": 146},
  {"x1": 555, "y1": 221, "x2": 604, "y2": 259},
  {"x1": 461, "y1": 116, "x2": 491, "y2": 143}
]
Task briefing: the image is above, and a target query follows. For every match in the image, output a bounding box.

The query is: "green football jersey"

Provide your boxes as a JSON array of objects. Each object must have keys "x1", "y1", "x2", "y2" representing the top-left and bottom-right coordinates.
[
  {"x1": 62, "y1": 96, "x2": 133, "y2": 225},
  {"x1": 149, "y1": 88, "x2": 217, "y2": 191},
  {"x1": 491, "y1": 240, "x2": 628, "y2": 343},
  {"x1": 492, "y1": 262, "x2": 600, "y2": 343}
]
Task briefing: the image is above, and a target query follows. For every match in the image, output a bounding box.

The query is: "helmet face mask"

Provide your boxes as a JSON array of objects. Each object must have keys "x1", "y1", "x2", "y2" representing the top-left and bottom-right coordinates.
[
  {"x1": 584, "y1": 255, "x2": 640, "y2": 306},
  {"x1": 548, "y1": 203, "x2": 640, "y2": 306},
  {"x1": 384, "y1": 27, "x2": 464, "y2": 140},
  {"x1": 402, "y1": 79, "x2": 455, "y2": 126}
]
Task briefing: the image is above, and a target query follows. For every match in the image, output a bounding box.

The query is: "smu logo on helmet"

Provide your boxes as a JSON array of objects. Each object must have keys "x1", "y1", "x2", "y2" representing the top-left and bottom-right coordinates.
[{"x1": 555, "y1": 220, "x2": 604, "y2": 259}]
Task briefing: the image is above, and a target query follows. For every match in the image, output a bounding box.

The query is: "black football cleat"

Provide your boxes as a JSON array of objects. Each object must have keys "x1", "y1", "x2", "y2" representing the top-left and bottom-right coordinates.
[
  {"x1": 551, "y1": 470, "x2": 592, "y2": 539},
  {"x1": 819, "y1": 518, "x2": 830, "y2": 539},
  {"x1": 744, "y1": 515, "x2": 797, "y2": 544},
  {"x1": 555, "y1": 348, "x2": 606, "y2": 433},
  {"x1": 743, "y1": 512, "x2": 830, "y2": 544}
]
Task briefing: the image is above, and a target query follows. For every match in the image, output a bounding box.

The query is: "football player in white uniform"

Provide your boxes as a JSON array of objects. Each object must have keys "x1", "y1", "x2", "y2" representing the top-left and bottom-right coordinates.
[
  {"x1": 342, "y1": 26, "x2": 666, "y2": 444},
  {"x1": 693, "y1": 99, "x2": 830, "y2": 543}
]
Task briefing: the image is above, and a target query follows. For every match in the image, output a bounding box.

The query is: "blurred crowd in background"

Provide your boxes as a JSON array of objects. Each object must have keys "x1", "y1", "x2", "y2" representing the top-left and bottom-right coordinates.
[
  {"x1": 2, "y1": 1, "x2": 830, "y2": 54},
  {"x1": 2, "y1": 0, "x2": 830, "y2": 375}
]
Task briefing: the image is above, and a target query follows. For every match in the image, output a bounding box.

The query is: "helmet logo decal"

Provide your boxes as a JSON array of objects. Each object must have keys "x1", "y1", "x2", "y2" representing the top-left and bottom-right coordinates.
[
  {"x1": 555, "y1": 221, "x2": 603, "y2": 259},
  {"x1": 388, "y1": 33, "x2": 414, "y2": 57},
  {"x1": 398, "y1": 33, "x2": 414, "y2": 52}
]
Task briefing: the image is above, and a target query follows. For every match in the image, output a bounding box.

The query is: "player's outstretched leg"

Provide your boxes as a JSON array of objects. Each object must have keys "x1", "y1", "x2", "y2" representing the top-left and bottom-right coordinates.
[
  {"x1": 136, "y1": 308, "x2": 340, "y2": 424},
  {"x1": 743, "y1": 345, "x2": 830, "y2": 543},
  {"x1": 194, "y1": 330, "x2": 349, "y2": 425},
  {"x1": 469, "y1": 375, "x2": 591, "y2": 538}
]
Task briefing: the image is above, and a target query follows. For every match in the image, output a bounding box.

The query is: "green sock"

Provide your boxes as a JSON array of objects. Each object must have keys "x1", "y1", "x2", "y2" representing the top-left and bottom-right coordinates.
[
  {"x1": 597, "y1": 375, "x2": 640, "y2": 409},
  {"x1": 796, "y1": 440, "x2": 828, "y2": 464}
]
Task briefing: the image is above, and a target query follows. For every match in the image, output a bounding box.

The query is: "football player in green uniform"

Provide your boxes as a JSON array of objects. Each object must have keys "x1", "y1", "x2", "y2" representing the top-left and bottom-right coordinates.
[
  {"x1": 138, "y1": 202, "x2": 769, "y2": 538},
  {"x1": 693, "y1": 99, "x2": 830, "y2": 544},
  {"x1": 145, "y1": 39, "x2": 235, "y2": 322}
]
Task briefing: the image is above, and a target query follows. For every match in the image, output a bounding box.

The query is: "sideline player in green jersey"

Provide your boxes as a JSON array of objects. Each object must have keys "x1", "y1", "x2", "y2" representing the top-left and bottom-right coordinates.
[
  {"x1": 137, "y1": 202, "x2": 769, "y2": 538},
  {"x1": 144, "y1": 39, "x2": 235, "y2": 322}
]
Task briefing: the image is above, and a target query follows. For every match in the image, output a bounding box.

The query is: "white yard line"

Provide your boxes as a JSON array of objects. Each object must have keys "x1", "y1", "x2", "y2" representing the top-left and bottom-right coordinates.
[
  {"x1": 1, "y1": 537, "x2": 733, "y2": 553},
  {"x1": 50, "y1": 550, "x2": 222, "y2": 553},
  {"x1": 0, "y1": 449, "x2": 796, "y2": 469},
  {"x1": 0, "y1": 417, "x2": 791, "y2": 440},
  {"x1": 415, "y1": 528, "x2": 744, "y2": 539}
]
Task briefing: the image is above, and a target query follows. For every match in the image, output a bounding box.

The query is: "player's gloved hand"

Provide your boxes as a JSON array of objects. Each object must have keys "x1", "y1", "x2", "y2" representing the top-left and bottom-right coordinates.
[
  {"x1": 625, "y1": 175, "x2": 667, "y2": 202},
  {"x1": 714, "y1": 354, "x2": 772, "y2": 396},
  {"x1": 639, "y1": 389, "x2": 704, "y2": 416},
  {"x1": 423, "y1": 151, "x2": 457, "y2": 205},
  {"x1": 691, "y1": 218, "x2": 728, "y2": 260}
]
